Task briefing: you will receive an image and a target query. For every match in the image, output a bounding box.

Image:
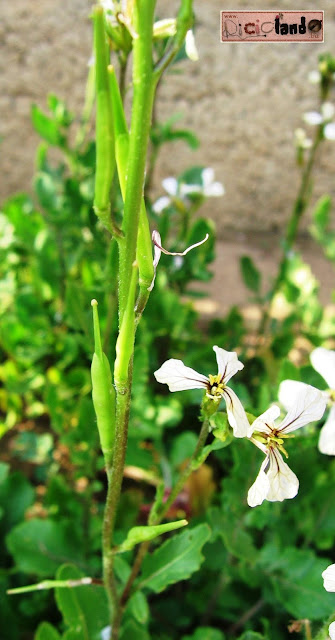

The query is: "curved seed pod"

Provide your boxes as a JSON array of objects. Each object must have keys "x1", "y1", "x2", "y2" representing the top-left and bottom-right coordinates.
[{"x1": 91, "y1": 299, "x2": 115, "y2": 464}]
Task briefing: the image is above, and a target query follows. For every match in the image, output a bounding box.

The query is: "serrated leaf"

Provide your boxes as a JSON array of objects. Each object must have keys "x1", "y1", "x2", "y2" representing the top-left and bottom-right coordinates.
[
  {"x1": 240, "y1": 256, "x2": 261, "y2": 293},
  {"x1": 35, "y1": 622, "x2": 62, "y2": 640},
  {"x1": 6, "y1": 519, "x2": 84, "y2": 577},
  {"x1": 116, "y1": 519, "x2": 188, "y2": 553},
  {"x1": 139, "y1": 523, "x2": 211, "y2": 593},
  {"x1": 55, "y1": 564, "x2": 109, "y2": 640}
]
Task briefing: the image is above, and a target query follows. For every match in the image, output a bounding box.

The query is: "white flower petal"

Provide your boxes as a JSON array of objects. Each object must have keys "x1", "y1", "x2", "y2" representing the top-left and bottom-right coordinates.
[
  {"x1": 162, "y1": 177, "x2": 178, "y2": 196},
  {"x1": 321, "y1": 102, "x2": 335, "y2": 122},
  {"x1": 318, "y1": 406, "x2": 335, "y2": 456},
  {"x1": 247, "y1": 456, "x2": 270, "y2": 507},
  {"x1": 250, "y1": 405, "x2": 281, "y2": 436},
  {"x1": 213, "y1": 346, "x2": 244, "y2": 383},
  {"x1": 185, "y1": 29, "x2": 199, "y2": 61},
  {"x1": 154, "y1": 359, "x2": 208, "y2": 392},
  {"x1": 202, "y1": 167, "x2": 214, "y2": 188},
  {"x1": 180, "y1": 183, "x2": 202, "y2": 196},
  {"x1": 329, "y1": 622, "x2": 335, "y2": 640},
  {"x1": 303, "y1": 111, "x2": 323, "y2": 125},
  {"x1": 223, "y1": 387, "x2": 252, "y2": 438},
  {"x1": 278, "y1": 379, "x2": 310, "y2": 410},
  {"x1": 278, "y1": 384, "x2": 326, "y2": 434},
  {"x1": 101, "y1": 625, "x2": 112, "y2": 640},
  {"x1": 310, "y1": 347, "x2": 335, "y2": 389},
  {"x1": 324, "y1": 123, "x2": 335, "y2": 141},
  {"x1": 265, "y1": 449, "x2": 299, "y2": 502},
  {"x1": 152, "y1": 196, "x2": 171, "y2": 213},
  {"x1": 322, "y1": 563, "x2": 335, "y2": 592},
  {"x1": 206, "y1": 181, "x2": 225, "y2": 197}
]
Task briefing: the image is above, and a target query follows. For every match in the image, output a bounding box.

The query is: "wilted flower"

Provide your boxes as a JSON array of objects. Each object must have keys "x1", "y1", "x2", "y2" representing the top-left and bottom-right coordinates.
[
  {"x1": 152, "y1": 168, "x2": 224, "y2": 214},
  {"x1": 148, "y1": 230, "x2": 208, "y2": 291},
  {"x1": 154, "y1": 346, "x2": 251, "y2": 438},
  {"x1": 247, "y1": 385, "x2": 326, "y2": 507},
  {"x1": 279, "y1": 347, "x2": 335, "y2": 455}
]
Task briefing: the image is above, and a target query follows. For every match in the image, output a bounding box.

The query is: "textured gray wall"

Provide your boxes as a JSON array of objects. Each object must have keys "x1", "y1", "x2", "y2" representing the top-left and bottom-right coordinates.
[{"x1": 1, "y1": 0, "x2": 335, "y2": 234}]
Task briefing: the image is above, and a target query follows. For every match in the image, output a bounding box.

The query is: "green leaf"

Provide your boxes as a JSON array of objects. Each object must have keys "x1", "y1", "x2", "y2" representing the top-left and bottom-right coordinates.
[
  {"x1": 171, "y1": 431, "x2": 198, "y2": 468},
  {"x1": 31, "y1": 104, "x2": 66, "y2": 146},
  {"x1": 55, "y1": 564, "x2": 109, "y2": 640},
  {"x1": 312, "y1": 194, "x2": 332, "y2": 230},
  {"x1": 139, "y1": 523, "x2": 211, "y2": 593},
  {"x1": 127, "y1": 591, "x2": 149, "y2": 624},
  {"x1": 120, "y1": 620, "x2": 150, "y2": 640},
  {"x1": 260, "y1": 546, "x2": 335, "y2": 620},
  {"x1": 208, "y1": 507, "x2": 256, "y2": 563},
  {"x1": 35, "y1": 622, "x2": 62, "y2": 640},
  {"x1": 116, "y1": 520, "x2": 188, "y2": 553},
  {"x1": 237, "y1": 633, "x2": 266, "y2": 640},
  {"x1": 240, "y1": 256, "x2": 261, "y2": 293},
  {"x1": 182, "y1": 627, "x2": 225, "y2": 640},
  {"x1": 6, "y1": 519, "x2": 84, "y2": 577}
]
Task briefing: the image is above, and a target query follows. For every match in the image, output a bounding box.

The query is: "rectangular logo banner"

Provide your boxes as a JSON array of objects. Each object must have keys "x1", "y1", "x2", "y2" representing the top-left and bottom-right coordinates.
[{"x1": 220, "y1": 11, "x2": 324, "y2": 43}]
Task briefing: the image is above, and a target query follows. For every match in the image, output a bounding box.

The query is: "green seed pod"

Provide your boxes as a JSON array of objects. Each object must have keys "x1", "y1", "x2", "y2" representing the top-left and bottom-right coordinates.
[
  {"x1": 93, "y1": 6, "x2": 115, "y2": 232},
  {"x1": 114, "y1": 263, "x2": 138, "y2": 391},
  {"x1": 91, "y1": 299, "x2": 115, "y2": 464}
]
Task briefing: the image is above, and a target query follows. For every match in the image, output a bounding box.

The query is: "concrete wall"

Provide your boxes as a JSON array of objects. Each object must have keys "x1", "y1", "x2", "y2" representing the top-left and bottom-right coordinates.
[{"x1": 1, "y1": 0, "x2": 335, "y2": 234}]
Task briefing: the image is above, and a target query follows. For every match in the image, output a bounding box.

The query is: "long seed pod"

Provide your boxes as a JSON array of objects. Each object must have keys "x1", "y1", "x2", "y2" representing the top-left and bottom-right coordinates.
[
  {"x1": 93, "y1": 6, "x2": 115, "y2": 233},
  {"x1": 109, "y1": 66, "x2": 154, "y2": 290},
  {"x1": 91, "y1": 299, "x2": 115, "y2": 465},
  {"x1": 114, "y1": 262, "x2": 138, "y2": 391}
]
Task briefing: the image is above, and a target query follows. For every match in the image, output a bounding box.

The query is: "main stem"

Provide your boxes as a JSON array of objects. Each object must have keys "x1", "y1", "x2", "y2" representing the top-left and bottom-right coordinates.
[
  {"x1": 116, "y1": 417, "x2": 210, "y2": 616},
  {"x1": 102, "y1": 1, "x2": 157, "y2": 633}
]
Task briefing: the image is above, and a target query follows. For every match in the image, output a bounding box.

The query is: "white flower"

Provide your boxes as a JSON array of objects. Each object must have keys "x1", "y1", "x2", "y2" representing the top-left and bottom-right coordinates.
[
  {"x1": 324, "y1": 123, "x2": 335, "y2": 140},
  {"x1": 279, "y1": 348, "x2": 335, "y2": 455},
  {"x1": 303, "y1": 102, "x2": 335, "y2": 130},
  {"x1": 154, "y1": 346, "x2": 251, "y2": 438},
  {"x1": 148, "y1": 230, "x2": 208, "y2": 291},
  {"x1": 323, "y1": 564, "x2": 335, "y2": 592},
  {"x1": 329, "y1": 622, "x2": 335, "y2": 640},
  {"x1": 101, "y1": 625, "x2": 111, "y2": 640},
  {"x1": 153, "y1": 18, "x2": 177, "y2": 39},
  {"x1": 185, "y1": 30, "x2": 199, "y2": 61},
  {"x1": 152, "y1": 169, "x2": 224, "y2": 214},
  {"x1": 248, "y1": 385, "x2": 327, "y2": 507}
]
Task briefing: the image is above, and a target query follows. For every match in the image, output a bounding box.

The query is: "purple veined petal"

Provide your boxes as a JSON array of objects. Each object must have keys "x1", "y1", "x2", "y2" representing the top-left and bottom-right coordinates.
[
  {"x1": 247, "y1": 455, "x2": 270, "y2": 507},
  {"x1": 310, "y1": 347, "x2": 335, "y2": 389},
  {"x1": 322, "y1": 563, "x2": 335, "y2": 592},
  {"x1": 278, "y1": 384, "x2": 327, "y2": 434},
  {"x1": 223, "y1": 386, "x2": 252, "y2": 438},
  {"x1": 318, "y1": 406, "x2": 335, "y2": 456},
  {"x1": 162, "y1": 177, "x2": 178, "y2": 196},
  {"x1": 249, "y1": 405, "x2": 281, "y2": 437},
  {"x1": 278, "y1": 379, "x2": 311, "y2": 411},
  {"x1": 213, "y1": 346, "x2": 244, "y2": 383},
  {"x1": 148, "y1": 230, "x2": 209, "y2": 292},
  {"x1": 154, "y1": 359, "x2": 208, "y2": 392},
  {"x1": 265, "y1": 449, "x2": 299, "y2": 502},
  {"x1": 329, "y1": 622, "x2": 335, "y2": 640}
]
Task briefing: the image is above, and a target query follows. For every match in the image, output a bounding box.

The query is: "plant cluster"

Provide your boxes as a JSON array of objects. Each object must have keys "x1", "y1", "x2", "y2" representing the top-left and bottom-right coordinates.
[{"x1": 1, "y1": 3, "x2": 335, "y2": 640}]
